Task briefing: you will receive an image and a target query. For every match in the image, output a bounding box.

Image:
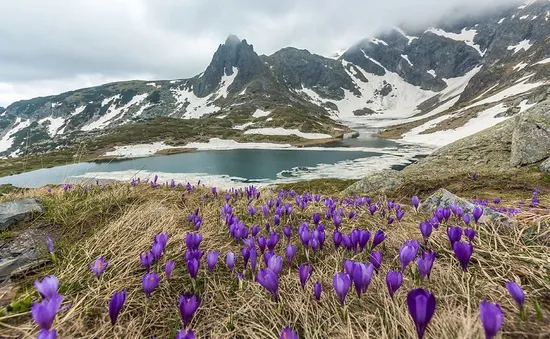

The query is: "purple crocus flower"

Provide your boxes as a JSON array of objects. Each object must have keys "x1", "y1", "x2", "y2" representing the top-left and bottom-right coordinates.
[
  {"x1": 46, "y1": 236, "x2": 54, "y2": 253},
  {"x1": 358, "y1": 230, "x2": 370, "y2": 253},
  {"x1": 257, "y1": 268, "x2": 279, "y2": 302},
  {"x1": 280, "y1": 327, "x2": 299, "y2": 339},
  {"x1": 176, "y1": 328, "x2": 196, "y2": 339},
  {"x1": 226, "y1": 252, "x2": 236, "y2": 272},
  {"x1": 447, "y1": 226, "x2": 463, "y2": 248},
  {"x1": 387, "y1": 216, "x2": 395, "y2": 224},
  {"x1": 142, "y1": 272, "x2": 159, "y2": 298},
  {"x1": 314, "y1": 282, "x2": 322, "y2": 301},
  {"x1": 369, "y1": 204, "x2": 377, "y2": 216},
  {"x1": 187, "y1": 258, "x2": 200, "y2": 279},
  {"x1": 333, "y1": 215, "x2": 342, "y2": 229},
  {"x1": 243, "y1": 237, "x2": 255, "y2": 249},
  {"x1": 453, "y1": 241, "x2": 473, "y2": 271},
  {"x1": 31, "y1": 294, "x2": 64, "y2": 329},
  {"x1": 386, "y1": 270, "x2": 403, "y2": 298},
  {"x1": 343, "y1": 259, "x2": 355, "y2": 277},
  {"x1": 151, "y1": 242, "x2": 164, "y2": 262},
  {"x1": 267, "y1": 231, "x2": 280, "y2": 252},
  {"x1": 286, "y1": 244, "x2": 296, "y2": 266},
  {"x1": 299, "y1": 263, "x2": 313, "y2": 289},
  {"x1": 396, "y1": 210, "x2": 405, "y2": 221},
  {"x1": 283, "y1": 226, "x2": 291, "y2": 242},
  {"x1": 206, "y1": 251, "x2": 219, "y2": 272},
  {"x1": 370, "y1": 251, "x2": 383, "y2": 273},
  {"x1": 479, "y1": 300, "x2": 504, "y2": 339},
  {"x1": 464, "y1": 228, "x2": 476, "y2": 242},
  {"x1": 155, "y1": 232, "x2": 168, "y2": 250},
  {"x1": 333, "y1": 231, "x2": 342, "y2": 249},
  {"x1": 463, "y1": 214, "x2": 471, "y2": 226},
  {"x1": 312, "y1": 213, "x2": 321, "y2": 225},
  {"x1": 352, "y1": 263, "x2": 374, "y2": 297},
  {"x1": 267, "y1": 255, "x2": 283, "y2": 275},
  {"x1": 372, "y1": 230, "x2": 385, "y2": 249},
  {"x1": 419, "y1": 222, "x2": 432, "y2": 242},
  {"x1": 185, "y1": 232, "x2": 202, "y2": 250},
  {"x1": 241, "y1": 247, "x2": 251, "y2": 270},
  {"x1": 274, "y1": 214, "x2": 281, "y2": 226},
  {"x1": 257, "y1": 236, "x2": 267, "y2": 254},
  {"x1": 417, "y1": 251, "x2": 436, "y2": 280},
  {"x1": 407, "y1": 288, "x2": 436, "y2": 339},
  {"x1": 251, "y1": 225, "x2": 260, "y2": 237},
  {"x1": 38, "y1": 329, "x2": 57, "y2": 339},
  {"x1": 248, "y1": 205, "x2": 257, "y2": 217},
  {"x1": 412, "y1": 196, "x2": 420, "y2": 210},
  {"x1": 333, "y1": 272, "x2": 351, "y2": 306},
  {"x1": 455, "y1": 206, "x2": 464, "y2": 219},
  {"x1": 506, "y1": 281, "x2": 525, "y2": 309},
  {"x1": 89, "y1": 257, "x2": 109, "y2": 278},
  {"x1": 179, "y1": 294, "x2": 201, "y2": 328},
  {"x1": 165, "y1": 260, "x2": 175, "y2": 280},
  {"x1": 443, "y1": 208, "x2": 451, "y2": 222},
  {"x1": 473, "y1": 206, "x2": 483, "y2": 223},
  {"x1": 399, "y1": 240, "x2": 419, "y2": 271},
  {"x1": 140, "y1": 252, "x2": 154, "y2": 272},
  {"x1": 108, "y1": 290, "x2": 127, "y2": 325},
  {"x1": 34, "y1": 276, "x2": 59, "y2": 300},
  {"x1": 250, "y1": 247, "x2": 258, "y2": 274}
]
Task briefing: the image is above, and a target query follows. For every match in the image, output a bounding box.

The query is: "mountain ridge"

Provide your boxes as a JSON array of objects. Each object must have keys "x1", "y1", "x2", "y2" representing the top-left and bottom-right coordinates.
[{"x1": 1, "y1": 0, "x2": 550, "y2": 158}]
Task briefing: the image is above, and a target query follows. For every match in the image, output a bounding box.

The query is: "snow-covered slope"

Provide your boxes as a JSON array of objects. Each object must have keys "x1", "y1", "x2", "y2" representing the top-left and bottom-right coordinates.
[{"x1": 1, "y1": 0, "x2": 550, "y2": 156}]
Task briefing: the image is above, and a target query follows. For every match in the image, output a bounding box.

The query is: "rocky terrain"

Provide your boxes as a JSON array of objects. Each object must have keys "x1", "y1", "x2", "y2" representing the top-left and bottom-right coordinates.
[{"x1": 1, "y1": 0, "x2": 549, "y2": 161}]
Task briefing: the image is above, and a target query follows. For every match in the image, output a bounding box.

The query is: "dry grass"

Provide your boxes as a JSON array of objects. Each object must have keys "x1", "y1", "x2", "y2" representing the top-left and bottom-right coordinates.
[{"x1": 1, "y1": 183, "x2": 549, "y2": 338}]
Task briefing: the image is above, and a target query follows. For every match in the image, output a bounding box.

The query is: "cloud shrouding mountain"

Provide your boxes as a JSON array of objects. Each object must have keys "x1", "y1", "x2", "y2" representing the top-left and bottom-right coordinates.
[{"x1": 0, "y1": 0, "x2": 521, "y2": 106}]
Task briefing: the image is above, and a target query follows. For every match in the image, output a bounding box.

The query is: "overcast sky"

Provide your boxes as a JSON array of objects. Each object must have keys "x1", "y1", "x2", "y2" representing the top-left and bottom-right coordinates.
[{"x1": 0, "y1": 0, "x2": 520, "y2": 107}]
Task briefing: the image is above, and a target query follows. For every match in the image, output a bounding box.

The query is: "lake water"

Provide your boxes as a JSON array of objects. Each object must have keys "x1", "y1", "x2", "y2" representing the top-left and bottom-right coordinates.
[{"x1": 0, "y1": 133, "x2": 432, "y2": 188}]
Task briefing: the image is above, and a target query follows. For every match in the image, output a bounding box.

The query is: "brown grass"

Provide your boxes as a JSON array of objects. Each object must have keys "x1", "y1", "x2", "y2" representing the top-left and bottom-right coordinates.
[{"x1": 0, "y1": 183, "x2": 549, "y2": 338}]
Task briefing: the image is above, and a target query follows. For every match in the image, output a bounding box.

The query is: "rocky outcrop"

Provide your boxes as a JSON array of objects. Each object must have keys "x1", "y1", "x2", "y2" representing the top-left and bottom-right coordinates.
[
  {"x1": 344, "y1": 169, "x2": 404, "y2": 195},
  {"x1": 540, "y1": 157, "x2": 550, "y2": 173},
  {"x1": 0, "y1": 227, "x2": 50, "y2": 282},
  {"x1": 421, "y1": 188, "x2": 515, "y2": 227},
  {"x1": 0, "y1": 198, "x2": 43, "y2": 231},
  {"x1": 510, "y1": 101, "x2": 550, "y2": 166}
]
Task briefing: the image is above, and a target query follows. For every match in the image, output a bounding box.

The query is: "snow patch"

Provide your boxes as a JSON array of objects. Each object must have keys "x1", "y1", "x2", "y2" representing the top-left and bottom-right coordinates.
[
  {"x1": 215, "y1": 67, "x2": 238, "y2": 100},
  {"x1": 371, "y1": 38, "x2": 388, "y2": 46},
  {"x1": 507, "y1": 40, "x2": 533, "y2": 54},
  {"x1": 426, "y1": 28, "x2": 485, "y2": 56},
  {"x1": 0, "y1": 118, "x2": 31, "y2": 153},
  {"x1": 513, "y1": 62, "x2": 529, "y2": 71},
  {"x1": 71, "y1": 105, "x2": 86, "y2": 116},
  {"x1": 103, "y1": 142, "x2": 179, "y2": 158},
  {"x1": 427, "y1": 70, "x2": 436, "y2": 77},
  {"x1": 171, "y1": 87, "x2": 219, "y2": 119},
  {"x1": 252, "y1": 109, "x2": 271, "y2": 118},
  {"x1": 401, "y1": 54, "x2": 413, "y2": 66},
  {"x1": 233, "y1": 122, "x2": 255, "y2": 130},
  {"x1": 498, "y1": 18, "x2": 505, "y2": 24},
  {"x1": 463, "y1": 78, "x2": 546, "y2": 110},
  {"x1": 535, "y1": 57, "x2": 550, "y2": 65},
  {"x1": 51, "y1": 102, "x2": 63, "y2": 108},
  {"x1": 147, "y1": 82, "x2": 160, "y2": 88},
  {"x1": 518, "y1": 99, "x2": 536, "y2": 113},
  {"x1": 243, "y1": 128, "x2": 332, "y2": 140},
  {"x1": 402, "y1": 103, "x2": 509, "y2": 146},
  {"x1": 38, "y1": 116, "x2": 66, "y2": 137},
  {"x1": 520, "y1": 15, "x2": 529, "y2": 20},
  {"x1": 394, "y1": 27, "x2": 418, "y2": 44},
  {"x1": 81, "y1": 93, "x2": 148, "y2": 131}
]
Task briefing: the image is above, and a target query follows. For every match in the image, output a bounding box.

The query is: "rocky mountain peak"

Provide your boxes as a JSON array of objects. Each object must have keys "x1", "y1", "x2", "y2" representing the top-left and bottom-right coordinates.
[
  {"x1": 192, "y1": 35, "x2": 266, "y2": 97},
  {"x1": 225, "y1": 34, "x2": 242, "y2": 46}
]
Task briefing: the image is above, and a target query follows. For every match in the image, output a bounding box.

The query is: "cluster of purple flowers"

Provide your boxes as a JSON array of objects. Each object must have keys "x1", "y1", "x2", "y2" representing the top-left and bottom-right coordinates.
[{"x1": 33, "y1": 181, "x2": 539, "y2": 339}]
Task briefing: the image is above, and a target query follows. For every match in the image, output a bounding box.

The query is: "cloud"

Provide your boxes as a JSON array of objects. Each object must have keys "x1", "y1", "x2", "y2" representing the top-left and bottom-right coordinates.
[{"x1": 0, "y1": 0, "x2": 521, "y2": 106}]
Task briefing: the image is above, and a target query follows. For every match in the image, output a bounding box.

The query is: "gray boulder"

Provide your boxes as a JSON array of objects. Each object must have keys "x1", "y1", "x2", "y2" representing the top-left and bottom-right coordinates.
[
  {"x1": 344, "y1": 169, "x2": 404, "y2": 195},
  {"x1": 0, "y1": 252, "x2": 41, "y2": 282},
  {"x1": 540, "y1": 157, "x2": 550, "y2": 174},
  {"x1": 510, "y1": 102, "x2": 550, "y2": 166},
  {"x1": 0, "y1": 198, "x2": 43, "y2": 231},
  {"x1": 421, "y1": 188, "x2": 515, "y2": 227}
]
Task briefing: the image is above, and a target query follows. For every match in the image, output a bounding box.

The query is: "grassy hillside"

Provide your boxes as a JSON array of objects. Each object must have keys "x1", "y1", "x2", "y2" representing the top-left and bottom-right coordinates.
[{"x1": 0, "y1": 179, "x2": 548, "y2": 338}]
